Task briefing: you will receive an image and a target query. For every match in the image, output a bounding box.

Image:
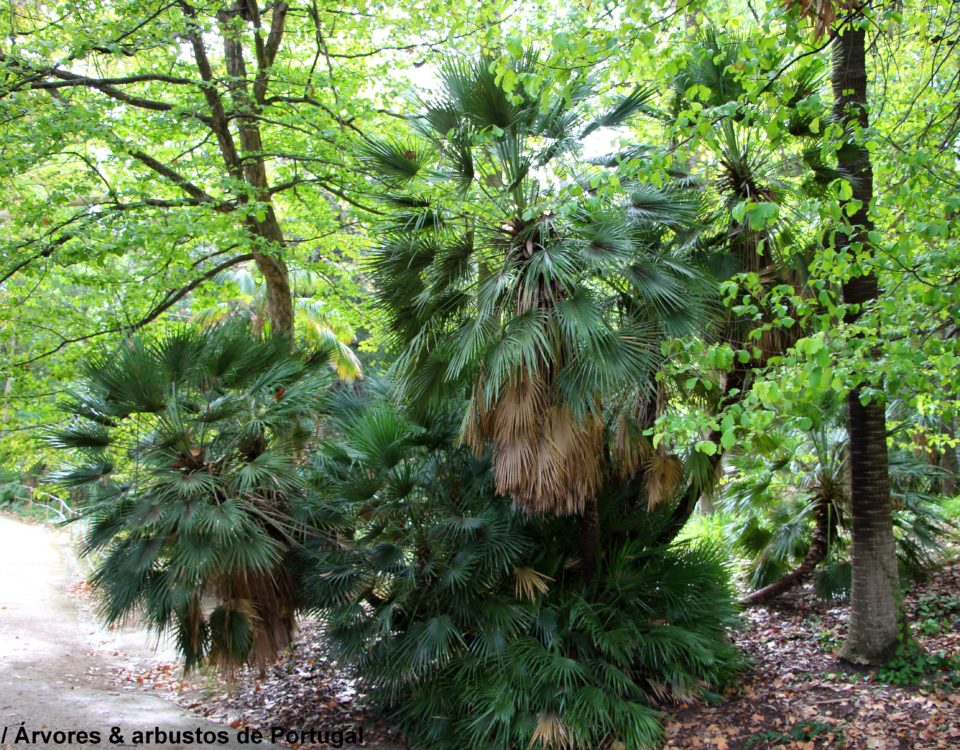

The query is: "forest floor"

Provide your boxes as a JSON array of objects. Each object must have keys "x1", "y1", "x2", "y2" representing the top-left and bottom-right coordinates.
[
  {"x1": 7, "y1": 510, "x2": 958, "y2": 750},
  {"x1": 662, "y1": 561, "x2": 960, "y2": 750},
  {"x1": 120, "y1": 564, "x2": 960, "y2": 750},
  {"x1": 142, "y1": 568, "x2": 960, "y2": 750},
  {"x1": 119, "y1": 620, "x2": 404, "y2": 750}
]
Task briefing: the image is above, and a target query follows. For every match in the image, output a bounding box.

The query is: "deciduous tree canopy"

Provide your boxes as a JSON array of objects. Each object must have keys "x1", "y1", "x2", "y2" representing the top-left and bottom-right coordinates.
[{"x1": 1, "y1": 0, "x2": 959, "y2": 747}]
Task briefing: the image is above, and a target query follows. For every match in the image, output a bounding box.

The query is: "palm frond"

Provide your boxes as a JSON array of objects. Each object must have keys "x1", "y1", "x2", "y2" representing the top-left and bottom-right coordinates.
[
  {"x1": 582, "y1": 86, "x2": 656, "y2": 138},
  {"x1": 360, "y1": 135, "x2": 430, "y2": 182}
]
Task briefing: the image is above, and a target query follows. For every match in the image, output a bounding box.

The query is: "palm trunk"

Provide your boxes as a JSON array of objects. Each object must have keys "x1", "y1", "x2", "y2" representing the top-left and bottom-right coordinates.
[
  {"x1": 578, "y1": 496, "x2": 600, "y2": 586},
  {"x1": 832, "y1": 24, "x2": 901, "y2": 665}
]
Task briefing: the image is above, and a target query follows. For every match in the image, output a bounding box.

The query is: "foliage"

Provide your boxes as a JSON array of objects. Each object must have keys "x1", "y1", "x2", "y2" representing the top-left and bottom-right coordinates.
[
  {"x1": 48, "y1": 322, "x2": 337, "y2": 670},
  {"x1": 0, "y1": 0, "x2": 503, "y2": 462},
  {"x1": 302, "y1": 383, "x2": 741, "y2": 749},
  {"x1": 872, "y1": 640, "x2": 960, "y2": 692},
  {"x1": 723, "y1": 394, "x2": 955, "y2": 599},
  {"x1": 744, "y1": 721, "x2": 843, "y2": 749},
  {"x1": 363, "y1": 52, "x2": 711, "y2": 516},
  {"x1": 196, "y1": 267, "x2": 363, "y2": 380},
  {"x1": 912, "y1": 594, "x2": 960, "y2": 637},
  {"x1": 0, "y1": 0, "x2": 959, "y2": 734},
  {"x1": 0, "y1": 467, "x2": 28, "y2": 505}
]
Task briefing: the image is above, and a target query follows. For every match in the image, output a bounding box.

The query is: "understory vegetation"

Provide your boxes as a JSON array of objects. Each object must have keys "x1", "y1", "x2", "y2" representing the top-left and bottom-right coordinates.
[
  {"x1": 1, "y1": 0, "x2": 959, "y2": 748},
  {"x1": 305, "y1": 385, "x2": 741, "y2": 748}
]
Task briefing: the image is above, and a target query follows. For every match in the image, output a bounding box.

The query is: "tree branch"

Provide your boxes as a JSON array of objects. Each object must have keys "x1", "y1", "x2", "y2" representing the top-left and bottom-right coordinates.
[
  {"x1": 27, "y1": 72, "x2": 197, "y2": 88},
  {"x1": 262, "y1": 94, "x2": 362, "y2": 133},
  {"x1": 264, "y1": 1, "x2": 289, "y2": 67},
  {"x1": 178, "y1": 0, "x2": 244, "y2": 180},
  {"x1": 0, "y1": 55, "x2": 201, "y2": 117},
  {"x1": 126, "y1": 148, "x2": 225, "y2": 207},
  {"x1": 10, "y1": 253, "x2": 254, "y2": 366},
  {"x1": 144, "y1": 252, "x2": 255, "y2": 323},
  {"x1": 267, "y1": 175, "x2": 383, "y2": 214}
]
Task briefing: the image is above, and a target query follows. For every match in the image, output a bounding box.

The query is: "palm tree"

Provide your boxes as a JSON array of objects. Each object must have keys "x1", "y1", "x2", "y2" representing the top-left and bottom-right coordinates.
[
  {"x1": 48, "y1": 323, "x2": 337, "y2": 670},
  {"x1": 363, "y1": 53, "x2": 709, "y2": 523},
  {"x1": 648, "y1": 30, "x2": 839, "y2": 541},
  {"x1": 727, "y1": 393, "x2": 952, "y2": 606},
  {"x1": 303, "y1": 377, "x2": 740, "y2": 750}
]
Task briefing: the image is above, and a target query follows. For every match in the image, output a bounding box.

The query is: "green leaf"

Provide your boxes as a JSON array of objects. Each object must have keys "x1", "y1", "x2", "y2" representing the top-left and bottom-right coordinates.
[{"x1": 696, "y1": 440, "x2": 718, "y2": 456}]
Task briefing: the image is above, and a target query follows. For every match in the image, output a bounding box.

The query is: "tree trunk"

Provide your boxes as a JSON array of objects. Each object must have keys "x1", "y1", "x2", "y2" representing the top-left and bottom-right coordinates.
[
  {"x1": 181, "y1": 0, "x2": 296, "y2": 337},
  {"x1": 252, "y1": 247, "x2": 294, "y2": 335},
  {"x1": 219, "y1": 4, "x2": 295, "y2": 336},
  {"x1": 578, "y1": 496, "x2": 600, "y2": 586},
  {"x1": 741, "y1": 493, "x2": 831, "y2": 607},
  {"x1": 832, "y1": 24, "x2": 902, "y2": 665}
]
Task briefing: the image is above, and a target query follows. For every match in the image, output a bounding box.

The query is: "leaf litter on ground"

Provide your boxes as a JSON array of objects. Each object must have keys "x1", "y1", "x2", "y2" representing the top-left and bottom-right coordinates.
[
  {"x1": 88, "y1": 562, "x2": 960, "y2": 750},
  {"x1": 663, "y1": 560, "x2": 960, "y2": 750}
]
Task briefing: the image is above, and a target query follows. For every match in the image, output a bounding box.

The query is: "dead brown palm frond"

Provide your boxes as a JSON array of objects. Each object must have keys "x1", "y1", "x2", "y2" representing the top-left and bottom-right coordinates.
[
  {"x1": 460, "y1": 376, "x2": 495, "y2": 454},
  {"x1": 645, "y1": 453, "x2": 684, "y2": 510},
  {"x1": 493, "y1": 377, "x2": 547, "y2": 445},
  {"x1": 464, "y1": 371, "x2": 605, "y2": 516},
  {"x1": 613, "y1": 386, "x2": 662, "y2": 479},
  {"x1": 785, "y1": 0, "x2": 859, "y2": 39},
  {"x1": 614, "y1": 412, "x2": 646, "y2": 479},
  {"x1": 513, "y1": 566, "x2": 553, "y2": 602},
  {"x1": 211, "y1": 566, "x2": 297, "y2": 673},
  {"x1": 490, "y1": 400, "x2": 604, "y2": 516},
  {"x1": 527, "y1": 712, "x2": 572, "y2": 750},
  {"x1": 183, "y1": 593, "x2": 205, "y2": 664}
]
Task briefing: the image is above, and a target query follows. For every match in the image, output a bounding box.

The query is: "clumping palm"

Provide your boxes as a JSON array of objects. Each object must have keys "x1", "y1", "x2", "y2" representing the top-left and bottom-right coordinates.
[{"x1": 49, "y1": 323, "x2": 337, "y2": 670}]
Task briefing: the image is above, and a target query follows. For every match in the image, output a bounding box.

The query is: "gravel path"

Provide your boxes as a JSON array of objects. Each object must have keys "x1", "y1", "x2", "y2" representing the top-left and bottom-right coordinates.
[{"x1": 0, "y1": 514, "x2": 279, "y2": 749}]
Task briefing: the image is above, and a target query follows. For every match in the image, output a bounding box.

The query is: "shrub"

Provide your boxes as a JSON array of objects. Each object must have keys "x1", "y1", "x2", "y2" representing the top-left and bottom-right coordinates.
[
  {"x1": 302, "y1": 386, "x2": 741, "y2": 749},
  {"x1": 48, "y1": 322, "x2": 337, "y2": 670}
]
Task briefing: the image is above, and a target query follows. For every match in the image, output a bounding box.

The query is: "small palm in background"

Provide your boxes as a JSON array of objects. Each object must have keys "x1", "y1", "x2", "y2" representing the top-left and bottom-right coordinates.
[
  {"x1": 586, "y1": 30, "x2": 842, "y2": 531},
  {"x1": 724, "y1": 392, "x2": 954, "y2": 602},
  {"x1": 48, "y1": 322, "x2": 339, "y2": 670}
]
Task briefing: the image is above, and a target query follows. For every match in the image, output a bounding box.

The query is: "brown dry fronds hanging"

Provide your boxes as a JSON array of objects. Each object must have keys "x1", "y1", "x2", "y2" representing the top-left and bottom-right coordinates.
[
  {"x1": 513, "y1": 566, "x2": 553, "y2": 602},
  {"x1": 462, "y1": 375, "x2": 605, "y2": 516},
  {"x1": 645, "y1": 453, "x2": 684, "y2": 510},
  {"x1": 529, "y1": 712, "x2": 572, "y2": 750},
  {"x1": 494, "y1": 396, "x2": 604, "y2": 516},
  {"x1": 612, "y1": 386, "x2": 662, "y2": 479},
  {"x1": 241, "y1": 568, "x2": 295, "y2": 667},
  {"x1": 614, "y1": 412, "x2": 649, "y2": 480}
]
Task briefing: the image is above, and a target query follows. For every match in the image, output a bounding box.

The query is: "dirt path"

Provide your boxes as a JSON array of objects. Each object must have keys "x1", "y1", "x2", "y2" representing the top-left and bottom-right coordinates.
[{"x1": 0, "y1": 514, "x2": 278, "y2": 749}]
